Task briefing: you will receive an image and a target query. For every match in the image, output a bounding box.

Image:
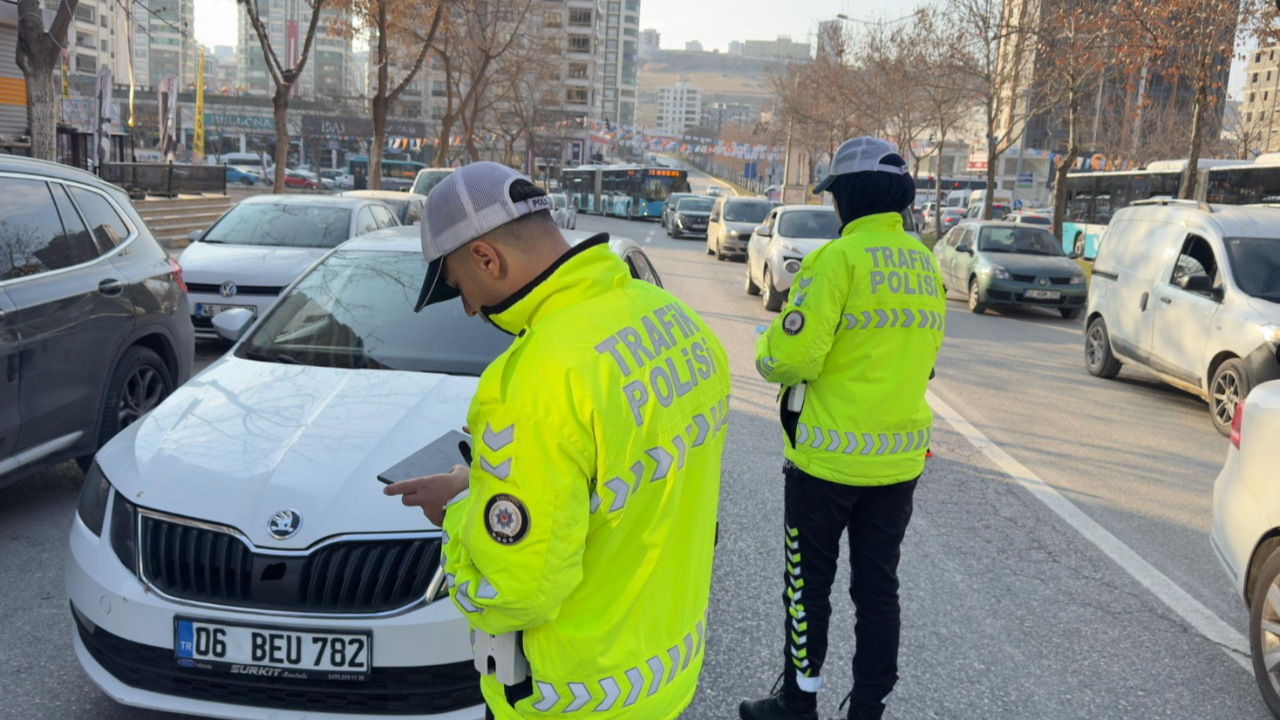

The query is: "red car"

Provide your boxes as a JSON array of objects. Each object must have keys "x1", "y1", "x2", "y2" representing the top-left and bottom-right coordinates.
[{"x1": 283, "y1": 170, "x2": 320, "y2": 189}]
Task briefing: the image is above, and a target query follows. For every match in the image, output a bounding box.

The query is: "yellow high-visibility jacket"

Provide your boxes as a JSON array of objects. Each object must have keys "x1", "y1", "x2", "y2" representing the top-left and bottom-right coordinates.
[
  {"x1": 442, "y1": 235, "x2": 731, "y2": 718},
  {"x1": 755, "y1": 212, "x2": 946, "y2": 486}
]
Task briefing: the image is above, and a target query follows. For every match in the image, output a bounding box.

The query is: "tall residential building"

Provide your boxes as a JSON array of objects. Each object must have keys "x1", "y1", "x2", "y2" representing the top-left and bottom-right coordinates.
[
  {"x1": 1242, "y1": 46, "x2": 1280, "y2": 154},
  {"x1": 743, "y1": 35, "x2": 809, "y2": 62},
  {"x1": 817, "y1": 20, "x2": 841, "y2": 60},
  {"x1": 685, "y1": 40, "x2": 703, "y2": 53},
  {"x1": 129, "y1": 0, "x2": 198, "y2": 88},
  {"x1": 598, "y1": 0, "x2": 639, "y2": 126},
  {"x1": 701, "y1": 101, "x2": 756, "y2": 133},
  {"x1": 55, "y1": 0, "x2": 129, "y2": 81},
  {"x1": 640, "y1": 28, "x2": 660, "y2": 56},
  {"x1": 657, "y1": 80, "x2": 701, "y2": 135},
  {"x1": 236, "y1": 1, "x2": 355, "y2": 97},
  {"x1": 201, "y1": 46, "x2": 238, "y2": 93},
  {"x1": 728, "y1": 40, "x2": 744, "y2": 56}
]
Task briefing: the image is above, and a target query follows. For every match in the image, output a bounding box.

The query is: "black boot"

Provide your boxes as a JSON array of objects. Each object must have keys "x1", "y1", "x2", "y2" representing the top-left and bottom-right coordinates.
[
  {"x1": 838, "y1": 692, "x2": 885, "y2": 720},
  {"x1": 739, "y1": 672, "x2": 818, "y2": 720}
]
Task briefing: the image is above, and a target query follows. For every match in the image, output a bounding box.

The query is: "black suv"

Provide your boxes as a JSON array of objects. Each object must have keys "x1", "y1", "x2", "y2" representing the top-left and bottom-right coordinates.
[{"x1": 0, "y1": 156, "x2": 193, "y2": 488}]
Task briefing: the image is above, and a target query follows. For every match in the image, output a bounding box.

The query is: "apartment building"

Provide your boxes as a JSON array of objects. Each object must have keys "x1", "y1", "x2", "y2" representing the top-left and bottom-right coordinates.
[{"x1": 657, "y1": 80, "x2": 701, "y2": 135}]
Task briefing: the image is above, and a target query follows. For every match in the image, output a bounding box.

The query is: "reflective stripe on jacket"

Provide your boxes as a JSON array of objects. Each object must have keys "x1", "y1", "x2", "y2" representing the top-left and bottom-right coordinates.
[
  {"x1": 442, "y1": 235, "x2": 731, "y2": 718},
  {"x1": 754, "y1": 212, "x2": 945, "y2": 486}
]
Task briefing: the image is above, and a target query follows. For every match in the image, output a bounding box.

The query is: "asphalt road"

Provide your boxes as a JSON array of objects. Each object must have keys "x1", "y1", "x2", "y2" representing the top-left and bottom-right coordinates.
[{"x1": 1, "y1": 180, "x2": 1270, "y2": 719}]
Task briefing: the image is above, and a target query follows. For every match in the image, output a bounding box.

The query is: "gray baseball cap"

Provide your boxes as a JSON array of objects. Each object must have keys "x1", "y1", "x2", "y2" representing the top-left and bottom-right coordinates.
[
  {"x1": 812, "y1": 137, "x2": 909, "y2": 194},
  {"x1": 415, "y1": 162, "x2": 552, "y2": 312}
]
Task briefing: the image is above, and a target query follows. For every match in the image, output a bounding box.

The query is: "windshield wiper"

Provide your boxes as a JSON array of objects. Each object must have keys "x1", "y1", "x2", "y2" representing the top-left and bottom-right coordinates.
[
  {"x1": 200, "y1": 239, "x2": 224, "y2": 244},
  {"x1": 245, "y1": 351, "x2": 300, "y2": 365},
  {"x1": 982, "y1": 248, "x2": 1010, "y2": 253}
]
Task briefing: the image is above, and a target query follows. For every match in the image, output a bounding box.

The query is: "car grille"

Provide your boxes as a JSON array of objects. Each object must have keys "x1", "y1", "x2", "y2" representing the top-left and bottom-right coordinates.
[
  {"x1": 1047, "y1": 276, "x2": 1075, "y2": 285},
  {"x1": 186, "y1": 283, "x2": 284, "y2": 296},
  {"x1": 74, "y1": 608, "x2": 483, "y2": 715},
  {"x1": 191, "y1": 316, "x2": 213, "y2": 331},
  {"x1": 139, "y1": 515, "x2": 441, "y2": 614},
  {"x1": 1010, "y1": 273, "x2": 1037, "y2": 283}
]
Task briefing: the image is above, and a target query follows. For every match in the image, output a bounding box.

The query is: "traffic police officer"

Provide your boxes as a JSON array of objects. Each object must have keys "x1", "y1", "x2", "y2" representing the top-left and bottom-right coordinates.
[
  {"x1": 741, "y1": 138, "x2": 946, "y2": 720},
  {"x1": 386, "y1": 162, "x2": 731, "y2": 719}
]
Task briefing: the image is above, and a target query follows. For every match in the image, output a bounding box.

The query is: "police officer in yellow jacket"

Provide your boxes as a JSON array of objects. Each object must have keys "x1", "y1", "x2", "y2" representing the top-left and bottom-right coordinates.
[
  {"x1": 384, "y1": 162, "x2": 731, "y2": 719},
  {"x1": 741, "y1": 139, "x2": 945, "y2": 720}
]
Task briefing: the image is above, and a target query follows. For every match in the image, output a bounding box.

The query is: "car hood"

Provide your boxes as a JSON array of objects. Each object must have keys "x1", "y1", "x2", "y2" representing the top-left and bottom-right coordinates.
[
  {"x1": 724, "y1": 221, "x2": 760, "y2": 235},
  {"x1": 178, "y1": 242, "x2": 330, "y2": 288},
  {"x1": 979, "y1": 252, "x2": 1080, "y2": 276},
  {"x1": 97, "y1": 356, "x2": 478, "y2": 547}
]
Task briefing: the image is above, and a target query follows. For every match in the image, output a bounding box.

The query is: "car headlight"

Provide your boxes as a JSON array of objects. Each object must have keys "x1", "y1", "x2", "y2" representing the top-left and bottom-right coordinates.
[
  {"x1": 1261, "y1": 324, "x2": 1280, "y2": 352},
  {"x1": 1071, "y1": 270, "x2": 1086, "y2": 284},
  {"x1": 784, "y1": 259, "x2": 802, "y2": 274},
  {"x1": 110, "y1": 491, "x2": 139, "y2": 574},
  {"x1": 728, "y1": 230, "x2": 739, "y2": 238},
  {"x1": 77, "y1": 463, "x2": 112, "y2": 536},
  {"x1": 982, "y1": 264, "x2": 1011, "y2": 280}
]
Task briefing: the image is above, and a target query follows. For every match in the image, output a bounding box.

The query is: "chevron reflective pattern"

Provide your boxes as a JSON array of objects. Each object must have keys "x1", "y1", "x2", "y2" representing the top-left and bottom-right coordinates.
[
  {"x1": 794, "y1": 422, "x2": 931, "y2": 456},
  {"x1": 526, "y1": 617, "x2": 707, "y2": 712},
  {"x1": 842, "y1": 307, "x2": 944, "y2": 332},
  {"x1": 785, "y1": 523, "x2": 809, "y2": 674},
  {"x1": 592, "y1": 396, "x2": 731, "y2": 515},
  {"x1": 756, "y1": 355, "x2": 778, "y2": 381}
]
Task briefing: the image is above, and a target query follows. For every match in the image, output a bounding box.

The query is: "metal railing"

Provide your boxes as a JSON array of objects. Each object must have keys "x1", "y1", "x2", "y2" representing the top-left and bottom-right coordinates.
[{"x1": 99, "y1": 163, "x2": 228, "y2": 197}]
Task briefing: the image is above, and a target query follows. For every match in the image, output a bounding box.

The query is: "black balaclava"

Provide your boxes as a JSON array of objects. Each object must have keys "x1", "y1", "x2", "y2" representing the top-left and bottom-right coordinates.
[{"x1": 830, "y1": 152, "x2": 917, "y2": 226}]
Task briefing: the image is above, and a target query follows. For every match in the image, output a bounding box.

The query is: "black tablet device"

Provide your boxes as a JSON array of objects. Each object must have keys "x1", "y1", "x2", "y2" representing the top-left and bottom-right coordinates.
[{"x1": 378, "y1": 430, "x2": 473, "y2": 485}]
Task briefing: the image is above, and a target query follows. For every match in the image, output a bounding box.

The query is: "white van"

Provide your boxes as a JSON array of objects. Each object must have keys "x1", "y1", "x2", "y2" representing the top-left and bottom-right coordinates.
[
  {"x1": 1083, "y1": 199, "x2": 1280, "y2": 434},
  {"x1": 208, "y1": 151, "x2": 272, "y2": 170},
  {"x1": 968, "y1": 189, "x2": 1013, "y2": 208}
]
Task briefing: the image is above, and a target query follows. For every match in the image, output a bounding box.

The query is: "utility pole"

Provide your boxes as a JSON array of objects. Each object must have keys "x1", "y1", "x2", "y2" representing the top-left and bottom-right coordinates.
[{"x1": 1014, "y1": 89, "x2": 1029, "y2": 204}]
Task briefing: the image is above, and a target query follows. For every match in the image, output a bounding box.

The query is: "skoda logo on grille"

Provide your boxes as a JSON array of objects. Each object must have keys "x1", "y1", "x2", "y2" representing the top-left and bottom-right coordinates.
[
  {"x1": 1038, "y1": 278, "x2": 1048, "y2": 286},
  {"x1": 268, "y1": 509, "x2": 302, "y2": 539},
  {"x1": 220, "y1": 281, "x2": 238, "y2": 298}
]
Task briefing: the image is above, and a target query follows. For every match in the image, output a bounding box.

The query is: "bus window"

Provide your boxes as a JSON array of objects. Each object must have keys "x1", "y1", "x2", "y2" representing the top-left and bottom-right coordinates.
[{"x1": 1070, "y1": 192, "x2": 1094, "y2": 222}]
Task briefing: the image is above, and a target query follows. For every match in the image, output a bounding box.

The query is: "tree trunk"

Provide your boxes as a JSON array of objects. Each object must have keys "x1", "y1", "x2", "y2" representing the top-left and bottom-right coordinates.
[
  {"x1": 1179, "y1": 85, "x2": 1208, "y2": 201},
  {"x1": 933, "y1": 128, "x2": 947, "y2": 240},
  {"x1": 435, "y1": 115, "x2": 455, "y2": 166},
  {"x1": 271, "y1": 90, "x2": 290, "y2": 193},
  {"x1": 984, "y1": 130, "x2": 998, "y2": 220},
  {"x1": 1053, "y1": 88, "x2": 1080, "y2": 247},
  {"x1": 371, "y1": 94, "x2": 386, "y2": 191},
  {"x1": 22, "y1": 54, "x2": 58, "y2": 161}
]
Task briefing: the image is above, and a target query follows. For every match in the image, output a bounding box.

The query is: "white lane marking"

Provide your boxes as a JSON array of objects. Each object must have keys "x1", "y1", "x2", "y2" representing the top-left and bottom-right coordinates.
[
  {"x1": 645, "y1": 227, "x2": 656, "y2": 244},
  {"x1": 927, "y1": 388, "x2": 1251, "y2": 672}
]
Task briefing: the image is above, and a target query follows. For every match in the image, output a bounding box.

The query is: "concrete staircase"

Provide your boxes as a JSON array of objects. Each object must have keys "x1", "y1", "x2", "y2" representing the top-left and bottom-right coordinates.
[{"x1": 132, "y1": 195, "x2": 234, "y2": 254}]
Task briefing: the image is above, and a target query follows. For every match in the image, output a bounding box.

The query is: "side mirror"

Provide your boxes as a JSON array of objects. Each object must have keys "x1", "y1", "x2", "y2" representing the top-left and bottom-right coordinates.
[
  {"x1": 956, "y1": 244, "x2": 973, "y2": 255},
  {"x1": 400, "y1": 187, "x2": 409, "y2": 192},
  {"x1": 212, "y1": 308, "x2": 254, "y2": 344},
  {"x1": 1177, "y1": 274, "x2": 1214, "y2": 294},
  {"x1": 187, "y1": 229, "x2": 204, "y2": 243},
  {"x1": 754, "y1": 225, "x2": 772, "y2": 238}
]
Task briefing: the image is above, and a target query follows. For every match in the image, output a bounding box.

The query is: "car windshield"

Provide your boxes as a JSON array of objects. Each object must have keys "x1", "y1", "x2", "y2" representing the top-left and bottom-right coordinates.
[
  {"x1": 411, "y1": 170, "x2": 453, "y2": 196},
  {"x1": 779, "y1": 210, "x2": 841, "y2": 239},
  {"x1": 724, "y1": 200, "x2": 772, "y2": 223},
  {"x1": 237, "y1": 250, "x2": 513, "y2": 375},
  {"x1": 1224, "y1": 237, "x2": 1280, "y2": 300},
  {"x1": 550, "y1": 194, "x2": 568, "y2": 209},
  {"x1": 978, "y1": 227, "x2": 1064, "y2": 256},
  {"x1": 678, "y1": 198, "x2": 714, "y2": 212},
  {"x1": 202, "y1": 203, "x2": 352, "y2": 248}
]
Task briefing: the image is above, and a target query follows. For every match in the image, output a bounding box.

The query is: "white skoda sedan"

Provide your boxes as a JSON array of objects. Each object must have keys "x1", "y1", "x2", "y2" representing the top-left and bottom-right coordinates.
[{"x1": 67, "y1": 227, "x2": 662, "y2": 719}]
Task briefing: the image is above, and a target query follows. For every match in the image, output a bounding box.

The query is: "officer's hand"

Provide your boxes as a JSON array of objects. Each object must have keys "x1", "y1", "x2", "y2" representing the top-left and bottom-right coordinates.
[{"x1": 383, "y1": 464, "x2": 469, "y2": 526}]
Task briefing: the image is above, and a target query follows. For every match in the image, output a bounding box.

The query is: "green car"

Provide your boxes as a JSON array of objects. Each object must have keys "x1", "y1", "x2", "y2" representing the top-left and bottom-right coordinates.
[{"x1": 934, "y1": 220, "x2": 1088, "y2": 319}]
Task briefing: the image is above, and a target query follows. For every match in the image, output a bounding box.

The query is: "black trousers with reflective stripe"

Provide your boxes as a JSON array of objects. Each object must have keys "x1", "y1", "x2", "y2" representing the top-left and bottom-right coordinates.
[{"x1": 781, "y1": 464, "x2": 917, "y2": 707}]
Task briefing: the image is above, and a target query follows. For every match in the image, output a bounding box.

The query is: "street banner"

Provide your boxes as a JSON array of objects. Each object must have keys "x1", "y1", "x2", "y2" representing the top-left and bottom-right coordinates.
[
  {"x1": 158, "y1": 73, "x2": 179, "y2": 163},
  {"x1": 193, "y1": 47, "x2": 205, "y2": 162},
  {"x1": 93, "y1": 67, "x2": 112, "y2": 170}
]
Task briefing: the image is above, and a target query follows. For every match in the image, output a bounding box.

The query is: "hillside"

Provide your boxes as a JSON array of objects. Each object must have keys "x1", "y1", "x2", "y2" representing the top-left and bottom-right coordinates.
[{"x1": 634, "y1": 50, "x2": 780, "y2": 129}]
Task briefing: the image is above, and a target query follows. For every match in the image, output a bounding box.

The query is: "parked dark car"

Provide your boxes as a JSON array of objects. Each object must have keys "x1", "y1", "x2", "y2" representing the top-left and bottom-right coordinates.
[{"x1": 0, "y1": 156, "x2": 194, "y2": 487}]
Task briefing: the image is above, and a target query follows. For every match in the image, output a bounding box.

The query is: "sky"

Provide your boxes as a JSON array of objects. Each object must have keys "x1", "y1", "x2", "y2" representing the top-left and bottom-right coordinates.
[{"x1": 194, "y1": 0, "x2": 916, "y2": 55}]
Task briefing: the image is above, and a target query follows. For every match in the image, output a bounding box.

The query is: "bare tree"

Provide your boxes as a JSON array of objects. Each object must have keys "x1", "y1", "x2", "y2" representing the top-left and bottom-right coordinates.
[
  {"x1": 238, "y1": 0, "x2": 329, "y2": 192},
  {"x1": 16, "y1": 0, "x2": 78, "y2": 161},
  {"x1": 335, "y1": 0, "x2": 448, "y2": 187}
]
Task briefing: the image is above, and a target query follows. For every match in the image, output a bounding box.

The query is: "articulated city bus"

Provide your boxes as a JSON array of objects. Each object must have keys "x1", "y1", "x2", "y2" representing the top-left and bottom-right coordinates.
[
  {"x1": 1061, "y1": 158, "x2": 1257, "y2": 260},
  {"x1": 562, "y1": 164, "x2": 690, "y2": 218}
]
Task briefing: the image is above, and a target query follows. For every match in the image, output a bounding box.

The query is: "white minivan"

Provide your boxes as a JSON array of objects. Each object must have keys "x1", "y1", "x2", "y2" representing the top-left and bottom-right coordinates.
[{"x1": 1083, "y1": 199, "x2": 1280, "y2": 434}]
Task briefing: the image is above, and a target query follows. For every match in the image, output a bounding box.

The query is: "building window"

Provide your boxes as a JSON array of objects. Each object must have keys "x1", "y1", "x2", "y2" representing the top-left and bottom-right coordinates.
[
  {"x1": 1248, "y1": 112, "x2": 1253, "y2": 122},
  {"x1": 101, "y1": 39, "x2": 109, "y2": 52},
  {"x1": 1252, "y1": 92, "x2": 1257, "y2": 102},
  {"x1": 1258, "y1": 52, "x2": 1264, "y2": 63},
  {"x1": 608, "y1": 2, "x2": 620, "y2": 12},
  {"x1": 432, "y1": 81, "x2": 447, "y2": 97},
  {"x1": 606, "y1": 40, "x2": 618, "y2": 50},
  {"x1": 626, "y1": 1, "x2": 639, "y2": 11},
  {"x1": 568, "y1": 63, "x2": 588, "y2": 79},
  {"x1": 75, "y1": 54, "x2": 97, "y2": 73},
  {"x1": 624, "y1": 27, "x2": 637, "y2": 37},
  {"x1": 605, "y1": 51, "x2": 617, "y2": 61},
  {"x1": 543, "y1": 10, "x2": 562, "y2": 27},
  {"x1": 100, "y1": 15, "x2": 108, "y2": 28},
  {"x1": 75, "y1": 6, "x2": 95, "y2": 22},
  {"x1": 566, "y1": 87, "x2": 588, "y2": 104},
  {"x1": 568, "y1": 8, "x2": 592, "y2": 26},
  {"x1": 1255, "y1": 73, "x2": 1261, "y2": 83},
  {"x1": 604, "y1": 88, "x2": 616, "y2": 98},
  {"x1": 568, "y1": 35, "x2": 591, "y2": 53},
  {"x1": 75, "y1": 32, "x2": 92, "y2": 49},
  {"x1": 607, "y1": 27, "x2": 618, "y2": 38}
]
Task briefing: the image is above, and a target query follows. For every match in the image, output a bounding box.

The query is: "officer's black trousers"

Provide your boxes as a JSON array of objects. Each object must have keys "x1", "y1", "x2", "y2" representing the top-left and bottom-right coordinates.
[{"x1": 780, "y1": 464, "x2": 918, "y2": 708}]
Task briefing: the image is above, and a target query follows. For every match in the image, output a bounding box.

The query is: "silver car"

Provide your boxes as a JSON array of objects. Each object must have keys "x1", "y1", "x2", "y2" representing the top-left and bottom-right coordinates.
[
  {"x1": 706, "y1": 196, "x2": 774, "y2": 261},
  {"x1": 1084, "y1": 200, "x2": 1280, "y2": 435},
  {"x1": 550, "y1": 192, "x2": 578, "y2": 230},
  {"x1": 745, "y1": 205, "x2": 843, "y2": 311}
]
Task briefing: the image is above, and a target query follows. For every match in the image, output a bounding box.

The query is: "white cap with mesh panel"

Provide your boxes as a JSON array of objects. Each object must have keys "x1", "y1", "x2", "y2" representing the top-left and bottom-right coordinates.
[
  {"x1": 415, "y1": 162, "x2": 552, "y2": 311},
  {"x1": 811, "y1": 137, "x2": 909, "y2": 195}
]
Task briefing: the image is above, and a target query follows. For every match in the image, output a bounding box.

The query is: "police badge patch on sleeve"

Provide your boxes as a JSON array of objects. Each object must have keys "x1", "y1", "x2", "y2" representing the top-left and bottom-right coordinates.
[
  {"x1": 783, "y1": 310, "x2": 805, "y2": 336},
  {"x1": 484, "y1": 494, "x2": 530, "y2": 545}
]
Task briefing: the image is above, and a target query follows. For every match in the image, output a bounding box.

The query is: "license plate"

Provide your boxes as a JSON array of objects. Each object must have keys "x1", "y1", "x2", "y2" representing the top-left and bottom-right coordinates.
[
  {"x1": 195, "y1": 303, "x2": 256, "y2": 319},
  {"x1": 1024, "y1": 289, "x2": 1061, "y2": 300},
  {"x1": 175, "y1": 618, "x2": 371, "y2": 681}
]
